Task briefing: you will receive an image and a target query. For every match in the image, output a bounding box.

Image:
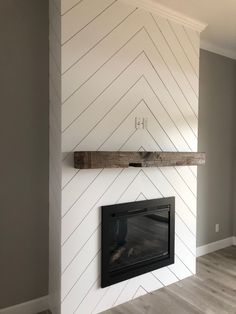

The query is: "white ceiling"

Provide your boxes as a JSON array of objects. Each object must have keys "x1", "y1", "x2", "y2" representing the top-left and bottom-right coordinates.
[{"x1": 153, "y1": 0, "x2": 236, "y2": 59}]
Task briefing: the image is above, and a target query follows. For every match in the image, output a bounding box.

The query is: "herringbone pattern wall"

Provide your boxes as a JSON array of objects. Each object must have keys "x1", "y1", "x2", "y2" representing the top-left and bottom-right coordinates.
[{"x1": 57, "y1": 0, "x2": 200, "y2": 313}]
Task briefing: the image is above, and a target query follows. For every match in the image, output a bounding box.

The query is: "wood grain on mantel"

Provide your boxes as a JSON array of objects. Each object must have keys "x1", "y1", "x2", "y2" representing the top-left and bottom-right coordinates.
[{"x1": 74, "y1": 152, "x2": 206, "y2": 169}]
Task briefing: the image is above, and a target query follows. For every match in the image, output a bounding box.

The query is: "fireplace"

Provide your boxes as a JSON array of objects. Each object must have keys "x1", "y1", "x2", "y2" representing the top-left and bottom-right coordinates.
[{"x1": 101, "y1": 197, "x2": 175, "y2": 288}]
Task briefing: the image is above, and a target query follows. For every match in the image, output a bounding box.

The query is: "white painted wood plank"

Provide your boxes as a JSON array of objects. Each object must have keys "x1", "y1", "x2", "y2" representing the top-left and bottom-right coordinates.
[
  {"x1": 61, "y1": 50, "x2": 144, "y2": 132},
  {"x1": 61, "y1": 0, "x2": 78, "y2": 15},
  {"x1": 175, "y1": 216, "x2": 196, "y2": 254},
  {"x1": 144, "y1": 13, "x2": 199, "y2": 115},
  {"x1": 62, "y1": 1, "x2": 135, "y2": 71},
  {"x1": 62, "y1": 153, "x2": 78, "y2": 189},
  {"x1": 189, "y1": 165, "x2": 198, "y2": 177},
  {"x1": 160, "y1": 167, "x2": 197, "y2": 216},
  {"x1": 99, "y1": 105, "x2": 162, "y2": 152},
  {"x1": 62, "y1": 169, "x2": 102, "y2": 217},
  {"x1": 119, "y1": 130, "x2": 162, "y2": 152},
  {"x1": 141, "y1": 273, "x2": 164, "y2": 292},
  {"x1": 152, "y1": 267, "x2": 178, "y2": 286},
  {"x1": 62, "y1": 42, "x2": 198, "y2": 142},
  {"x1": 76, "y1": 91, "x2": 187, "y2": 152},
  {"x1": 93, "y1": 281, "x2": 128, "y2": 314},
  {"x1": 61, "y1": 230, "x2": 99, "y2": 300},
  {"x1": 62, "y1": 0, "x2": 114, "y2": 44},
  {"x1": 61, "y1": 255, "x2": 99, "y2": 314},
  {"x1": 132, "y1": 286, "x2": 147, "y2": 299},
  {"x1": 99, "y1": 103, "x2": 176, "y2": 151},
  {"x1": 61, "y1": 0, "x2": 81, "y2": 15},
  {"x1": 61, "y1": 9, "x2": 145, "y2": 102},
  {"x1": 170, "y1": 20, "x2": 199, "y2": 74},
  {"x1": 62, "y1": 169, "x2": 121, "y2": 244},
  {"x1": 62, "y1": 11, "x2": 142, "y2": 102},
  {"x1": 62, "y1": 168, "x2": 140, "y2": 270},
  {"x1": 75, "y1": 280, "x2": 108, "y2": 314},
  {"x1": 153, "y1": 15, "x2": 199, "y2": 98},
  {"x1": 184, "y1": 27, "x2": 200, "y2": 56},
  {"x1": 62, "y1": 57, "x2": 197, "y2": 153},
  {"x1": 141, "y1": 81, "x2": 197, "y2": 151},
  {"x1": 115, "y1": 273, "x2": 163, "y2": 306},
  {"x1": 175, "y1": 166, "x2": 197, "y2": 196},
  {"x1": 62, "y1": 80, "x2": 141, "y2": 152},
  {"x1": 62, "y1": 7, "x2": 200, "y2": 127},
  {"x1": 118, "y1": 170, "x2": 162, "y2": 204},
  {"x1": 169, "y1": 255, "x2": 192, "y2": 280},
  {"x1": 144, "y1": 168, "x2": 196, "y2": 235},
  {"x1": 62, "y1": 201, "x2": 101, "y2": 273},
  {"x1": 175, "y1": 237, "x2": 196, "y2": 274}
]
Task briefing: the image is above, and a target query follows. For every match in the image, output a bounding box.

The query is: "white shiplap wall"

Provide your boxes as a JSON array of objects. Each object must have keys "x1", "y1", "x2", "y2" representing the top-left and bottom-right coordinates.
[{"x1": 50, "y1": 0, "x2": 201, "y2": 313}]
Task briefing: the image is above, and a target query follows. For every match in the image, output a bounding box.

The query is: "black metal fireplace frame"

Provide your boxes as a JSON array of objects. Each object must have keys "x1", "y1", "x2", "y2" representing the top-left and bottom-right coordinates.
[{"x1": 101, "y1": 197, "x2": 175, "y2": 288}]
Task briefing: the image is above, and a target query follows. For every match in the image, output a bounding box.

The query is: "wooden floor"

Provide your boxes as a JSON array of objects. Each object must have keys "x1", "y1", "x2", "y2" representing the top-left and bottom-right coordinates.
[{"x1": 103, "y1": 246, "x2": 236, "y2": 314}]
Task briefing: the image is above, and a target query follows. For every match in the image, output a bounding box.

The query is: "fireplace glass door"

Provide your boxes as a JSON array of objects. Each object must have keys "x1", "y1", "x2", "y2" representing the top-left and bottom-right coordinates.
[
  {"x1": 102, "y1": 197, "x2": 175, "y2": 287},
  {"x1": 109, "y1": 208, "x2": 169, "y2": 271}
]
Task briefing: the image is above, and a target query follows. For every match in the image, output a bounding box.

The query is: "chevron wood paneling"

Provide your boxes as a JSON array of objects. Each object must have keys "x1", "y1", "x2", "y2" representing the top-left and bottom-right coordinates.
[{"x1": 51, "y1": 0, "x2": 202, "y2": 313}]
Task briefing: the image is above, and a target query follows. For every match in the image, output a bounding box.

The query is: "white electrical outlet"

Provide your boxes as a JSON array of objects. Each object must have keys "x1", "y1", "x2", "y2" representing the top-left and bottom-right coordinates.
[
  {"x1": 135, "y1": 117, "x2": 143, "y2": 129},
  {"x1": 215, "y1": 224, "x2": 220, "y2": 233},
  {"x1": 135, "y1": 117, "x2": 148, "y2": 130}
]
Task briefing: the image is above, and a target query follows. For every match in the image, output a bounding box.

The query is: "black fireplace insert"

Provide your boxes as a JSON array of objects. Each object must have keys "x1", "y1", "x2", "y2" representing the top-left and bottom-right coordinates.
[{"x1": 101, "y1": 197, "x2": 175, "y2": 288}]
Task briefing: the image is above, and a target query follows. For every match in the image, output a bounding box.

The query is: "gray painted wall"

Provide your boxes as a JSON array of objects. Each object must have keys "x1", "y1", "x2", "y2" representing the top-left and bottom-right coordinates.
[
  {"x1": 197, "y1": 49, "x2": 236, "y2": 247},
  {"x1": 233, "y1": 80, "x2": 236, "y2": 237},
  {"x1": 234, "y1": 162, "x2": 236, "y2": 236},
  {"x1": 0, "y1": 0, "x2": 49, "y2": 309}
]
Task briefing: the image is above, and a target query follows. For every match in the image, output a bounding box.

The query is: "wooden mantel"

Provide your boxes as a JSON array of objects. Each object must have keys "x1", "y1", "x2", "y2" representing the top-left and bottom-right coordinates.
[{"x1": 74, "y1": 151, "x2": 206, "y2": 169}]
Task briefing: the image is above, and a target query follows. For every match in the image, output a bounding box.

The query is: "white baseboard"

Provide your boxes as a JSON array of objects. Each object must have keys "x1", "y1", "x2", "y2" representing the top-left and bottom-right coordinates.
[
  {"x1": 233, "y1": 237, "x2": 236, "y2": 246},
  {"x1": 197, "y1": 237, "x2": 234, "y2": 257},
  {"x1": 0, "y1": 295, "x2": 49, "y2": 314}
]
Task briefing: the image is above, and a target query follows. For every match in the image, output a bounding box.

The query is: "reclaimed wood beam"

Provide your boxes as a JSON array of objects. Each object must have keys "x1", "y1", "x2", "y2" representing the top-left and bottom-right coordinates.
[{"x1": 74, "y1": 151, "x2": 206, "y2": 169}]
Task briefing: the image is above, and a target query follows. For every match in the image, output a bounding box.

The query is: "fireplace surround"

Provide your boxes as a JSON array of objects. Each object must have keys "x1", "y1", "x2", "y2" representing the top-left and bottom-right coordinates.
[
  {"x1": 101, "y1": 197, "x2": 175, "y2": 288},
  {"x1": 54, "y1": 0, "x2": 204, "y2": 311}
]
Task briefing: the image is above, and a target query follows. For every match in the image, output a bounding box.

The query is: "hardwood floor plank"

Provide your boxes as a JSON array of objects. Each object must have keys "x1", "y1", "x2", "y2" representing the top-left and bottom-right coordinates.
[
  {"x1": 196, "y1": 260, "x2": 236, "y2": 290},
  {"x1": 102, "y1": 246, "x2": 236, "y2": 314},
  {"x1": 203, "y1": 252, "x2": 236, "y2": 272},
  {"x1": 217, "y1": 246, "x2": 236, "y2": 260},
  {"x1": 167, "y1": 276, "x2": 236, "y2": 313},
  {"x1": 199, "y1": 255, "x2": 236, "y2": 277},
  {"x1": 191, "y1": 277, "x2": 236, "y2": 307},
  {"x1": 148, "y1": 288, "x2": 203, "y2": 314}
]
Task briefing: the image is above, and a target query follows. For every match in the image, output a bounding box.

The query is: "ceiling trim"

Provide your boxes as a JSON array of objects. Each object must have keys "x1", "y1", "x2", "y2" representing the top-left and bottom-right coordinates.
[
  {"x1": 201, "y1": 40, "x2": 236, "y2": 60},
  {"x1": 121, "y1": 0, "x2": 207, "y2": 32}
]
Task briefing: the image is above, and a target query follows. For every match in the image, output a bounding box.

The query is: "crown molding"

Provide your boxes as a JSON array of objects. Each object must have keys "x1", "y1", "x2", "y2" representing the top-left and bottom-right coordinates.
[
  {"x1": 201, "y1": 40, "x2": 236, "y2": 60},
  {"x1": 121, "y1": 0, "x2": 207, "y2": 32}
]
